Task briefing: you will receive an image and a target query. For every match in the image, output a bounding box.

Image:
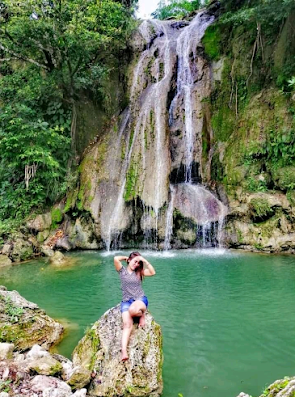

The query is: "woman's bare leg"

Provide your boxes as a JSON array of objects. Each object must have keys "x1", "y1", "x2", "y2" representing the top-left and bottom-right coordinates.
[
  {"x1": 121, "y1": 311, "x2": 133, "y2": 361},
  {"x1": 121, "y1": 301, "x2": 147, "y2": 361},
  {"x1": 129, "y1": 300, "x2": 147, "y2": 328}
]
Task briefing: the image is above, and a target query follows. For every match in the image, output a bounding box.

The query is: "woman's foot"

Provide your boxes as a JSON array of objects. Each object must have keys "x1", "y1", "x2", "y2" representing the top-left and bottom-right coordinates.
[
  {"x1": 139, "y1": 312, "x2": 145, "y2": 328},
  {"x1": 121, "y1": 351, "x2": 129, "y2": 361}
]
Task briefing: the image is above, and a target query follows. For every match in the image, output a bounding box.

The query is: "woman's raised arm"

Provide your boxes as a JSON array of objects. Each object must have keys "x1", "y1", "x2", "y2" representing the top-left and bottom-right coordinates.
[
  {"x1": 114, "y1": 256, "x2": 128, "y2": 272},
  {"x1": 139, "y1": 256, "x2": 156, "y2": 277}
]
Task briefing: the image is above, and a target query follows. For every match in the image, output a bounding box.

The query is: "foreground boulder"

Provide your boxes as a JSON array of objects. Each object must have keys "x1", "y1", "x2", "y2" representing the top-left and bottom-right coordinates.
[
  {"x1": 72, "y1": 305, "x2": 163, "y2": 397},
  {"x1": 237, "y1": 376, "x2": 295, "y2": 397},
  {"x1": 0, "y1": 343, "x2": 88, "y2": 396},
  {"x1": 0, "y1": 286, "x2": 63, "y2": 350}
]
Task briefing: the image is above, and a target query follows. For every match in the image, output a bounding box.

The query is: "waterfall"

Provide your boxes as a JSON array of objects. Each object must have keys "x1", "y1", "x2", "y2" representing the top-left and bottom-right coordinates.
[
  {"x1": 163, "y1": 12, "x2": 228, "y2": 250},
  {"x1": 102, "y1": 10, "x2": 227, "y2": 250},
  {"x1": 169, "y1": 13, "x2": 214, "y2": 182}
]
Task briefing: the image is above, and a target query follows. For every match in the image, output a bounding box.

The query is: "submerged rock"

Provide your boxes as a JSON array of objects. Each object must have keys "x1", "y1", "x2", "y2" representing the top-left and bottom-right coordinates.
[
  {"x1": 49, "y1": 250, "x2": 67, "y2": 265},
  {"x1": 72, "y1": 305, "x2": 163, "y2": 397},
  {"x1": 0, "y1": 286, "x2": 63, "y2": 350}
]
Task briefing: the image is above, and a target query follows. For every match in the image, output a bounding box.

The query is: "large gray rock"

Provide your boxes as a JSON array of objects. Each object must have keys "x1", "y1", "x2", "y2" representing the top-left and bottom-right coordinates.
[
  {"x1": 67, "y1": 218, "x2": 99, "y2": 250},
  {"x1": 10, "y1": 238, "x2": 34, "y2": 262},
  {"x1": 0, "y1": 244, "x2": 12, "y2": 256},
  {"x1": 24, "y1": 345, "x2": 63, "y2": 376},
  {"x1": 72, "y1": 305, "x2": 163, "y2": 397},
  {"x1": 0, "y1": 342, "x2": 14, "y2": 360},
  {"x1": 0, "y1": 344, "x2": 88, "y2": 396},
  {"x1": 0, "y1": 287, "x2": 63, "y2": 350},
  {"x1": 30, "y1": 375, "x2": 73, "y2": 396},
  {"x1": 26, "y1": 212, "x2": 52, "y2": 232},
  {"x1": 67, "y1": 366, "x2": 92, "y2": 390}
]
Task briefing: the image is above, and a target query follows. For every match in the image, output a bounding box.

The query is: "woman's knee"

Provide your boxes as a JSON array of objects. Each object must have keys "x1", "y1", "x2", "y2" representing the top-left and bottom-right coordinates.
[{"x1": 129, "y1": 302, "x2": 146, "y2": 317}]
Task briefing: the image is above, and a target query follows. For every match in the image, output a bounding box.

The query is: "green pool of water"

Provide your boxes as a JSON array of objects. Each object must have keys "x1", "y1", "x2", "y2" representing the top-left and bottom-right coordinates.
[{"x1": 0, "y1": 249, "x2": 295, "y2": 397}]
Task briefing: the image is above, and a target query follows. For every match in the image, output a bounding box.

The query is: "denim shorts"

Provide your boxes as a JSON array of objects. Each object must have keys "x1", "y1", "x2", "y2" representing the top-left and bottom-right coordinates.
[{"x1": 120, "y1": 296, "x2": 148, "y2": 313}]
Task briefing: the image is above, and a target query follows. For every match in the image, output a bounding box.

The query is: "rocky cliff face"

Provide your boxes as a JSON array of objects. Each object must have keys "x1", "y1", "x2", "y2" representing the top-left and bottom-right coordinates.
[{"x1": 205, "y1": 8, "x2": 295, "y2": 253}]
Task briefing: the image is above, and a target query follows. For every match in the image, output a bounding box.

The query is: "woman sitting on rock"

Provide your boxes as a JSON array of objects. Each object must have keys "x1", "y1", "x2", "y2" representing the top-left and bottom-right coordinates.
[{"x1": 114, "y1": 252, "x2": 156, "y2": 361}]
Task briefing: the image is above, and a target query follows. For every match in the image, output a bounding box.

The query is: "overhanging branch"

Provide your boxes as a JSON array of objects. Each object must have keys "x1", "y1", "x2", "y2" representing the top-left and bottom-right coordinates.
[{"x1": 0, "y1": 43, "x2": 49, "y2": 69}]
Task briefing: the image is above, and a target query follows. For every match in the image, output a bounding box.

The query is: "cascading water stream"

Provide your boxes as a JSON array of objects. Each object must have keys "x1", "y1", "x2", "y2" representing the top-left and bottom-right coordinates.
[
  {"x1": 152, "y1": 21, "x2": 172, "y2": 234},
  {"x1": 169, "y1": 13, "x2": 214, "y2": 182},
  {"x1": 103, "y1": 10, "x2": 227, "y2": 250},
  {"x1": 105, "y1": 20, "x2": 174, "y2": 249},
  {"x1": 164, "y1": 12, "x2": 227, "y2": 250}
]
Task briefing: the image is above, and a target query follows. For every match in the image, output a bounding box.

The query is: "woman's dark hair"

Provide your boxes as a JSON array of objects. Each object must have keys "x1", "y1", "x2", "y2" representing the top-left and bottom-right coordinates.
[{"x1": 127, "y1": 251, "x2": 144, "y2": 280}]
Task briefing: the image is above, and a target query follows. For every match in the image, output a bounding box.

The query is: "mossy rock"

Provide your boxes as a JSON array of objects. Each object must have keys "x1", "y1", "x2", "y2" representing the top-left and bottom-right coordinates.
[
  {"x1": 271, "y1": 166, "x2": 295, "y2": 191},
  {"x1": 176, "y1": 229, "x2": 196, "y2": 245},
  {"x1": 202, "y1": 25, "x2": 221, "y2": 61},
  {"x1": 51, "y1": 208, "x2": 63, "y2": 227},
  {"x1": 0, "y1": 288, "x2": 63, "y2": 351},
  {"x1": 10, "y1": 238, "x2": 34, "y2": 262},
  {"x1": 259, "y1": 376, "x2": 295, "y2": 397},
  {"x1": 249, "y1": 198, "x2": 274, "y2": 222},
  {"x1": 37, "y1": 230, "x2": 49, "y2": 243},
  {"x1": 287, "y1": 190, "x2": 295, "y2": 206},
  {"x1": 72, "y1": 305, "x2": 163, "y2": 397}
]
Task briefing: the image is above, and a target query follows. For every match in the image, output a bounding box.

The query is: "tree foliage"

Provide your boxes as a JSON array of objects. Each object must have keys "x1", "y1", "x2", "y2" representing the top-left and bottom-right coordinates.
[
  {"x1": 0, "y1": 0, "x2": 136, "y2": 98},
  {"x1": 152, "y1": 0, "x2": 202, "y2": 20},
  {"x1": 0, "y1": 0, "x2": 136, "y2": 222},
  {"x1": 220, "y1": 0, "x2": 295, "y2": 27}
]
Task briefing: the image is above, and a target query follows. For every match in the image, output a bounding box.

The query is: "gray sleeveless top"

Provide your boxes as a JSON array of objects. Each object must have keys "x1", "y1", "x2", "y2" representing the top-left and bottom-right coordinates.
[{"x1": 118, "y1": 266, "x2": 145, "y2": 301}]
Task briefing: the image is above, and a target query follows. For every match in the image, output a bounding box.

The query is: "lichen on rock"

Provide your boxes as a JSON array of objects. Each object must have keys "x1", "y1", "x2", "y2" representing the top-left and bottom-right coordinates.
[{"x1": 72, "y1": 305, "x2": 163, "y2": 397}]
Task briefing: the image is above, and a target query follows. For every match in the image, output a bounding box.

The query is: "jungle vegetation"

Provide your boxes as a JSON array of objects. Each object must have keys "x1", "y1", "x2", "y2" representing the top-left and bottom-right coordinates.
[{"x1": 0, "y1": 0, "x2": 137, "y2": 231}]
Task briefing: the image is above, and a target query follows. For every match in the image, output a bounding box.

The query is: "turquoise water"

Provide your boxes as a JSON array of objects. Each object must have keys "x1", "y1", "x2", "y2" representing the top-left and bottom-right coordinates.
[{"x1": 0, "y1": 249, "x2": 295, "y2": 397}]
